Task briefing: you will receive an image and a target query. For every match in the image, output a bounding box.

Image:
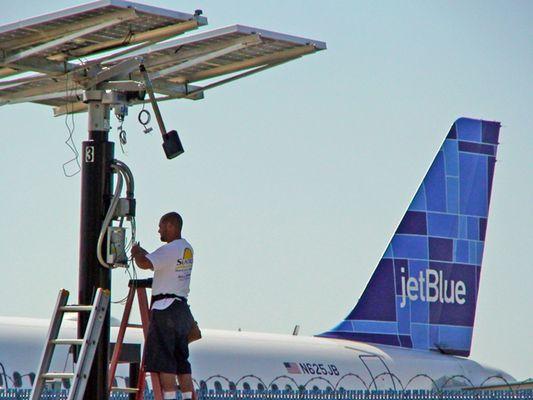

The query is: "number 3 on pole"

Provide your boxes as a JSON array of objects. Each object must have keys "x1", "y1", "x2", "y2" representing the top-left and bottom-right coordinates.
[{"x1": 85, "y1": 146, "x2": 95, "y2": 163}]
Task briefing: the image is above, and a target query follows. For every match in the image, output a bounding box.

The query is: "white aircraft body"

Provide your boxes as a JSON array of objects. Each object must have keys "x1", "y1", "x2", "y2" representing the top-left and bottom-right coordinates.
[
  {"x1": 0, "y1": 317, "x2": 513, "y2": 391},
  {"x1": 0, "y1": 118, "x2": 516, "y2": 391}
]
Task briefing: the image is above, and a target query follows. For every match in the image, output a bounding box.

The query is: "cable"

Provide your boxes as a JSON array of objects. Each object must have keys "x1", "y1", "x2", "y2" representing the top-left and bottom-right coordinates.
[
  {"x1": 97, "y1": 160, "x2": 136, "y2": 269},
  {"x1": 62, "y1": 73, "x2": 81, "y2": 177},
  {"x1": 113, "y1": 160, "x2": 135, "y2": 196},
  {"x1": 116, "y1": 110, "x2": 128, "y2": 155},
  {"x1": 111, "y1": 224, "x2": 139, "y2": 304},
  {"x1": 138, "y1": 104, "x2": 153, "y2": 134},
  {"x1": 125, "y1": 217, "x2": 136, "y2": 253}
]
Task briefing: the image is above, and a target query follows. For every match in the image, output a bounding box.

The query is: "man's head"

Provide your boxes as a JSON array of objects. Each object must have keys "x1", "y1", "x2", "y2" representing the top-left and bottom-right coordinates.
[{"x1": 158, "y1": 212, "x2": 183, "y2": 243}]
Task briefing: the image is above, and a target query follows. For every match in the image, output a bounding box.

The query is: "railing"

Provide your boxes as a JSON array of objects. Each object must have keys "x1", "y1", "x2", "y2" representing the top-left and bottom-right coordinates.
[{"x1": 0, "y1": 390, "x2": 532, "y2": 400}]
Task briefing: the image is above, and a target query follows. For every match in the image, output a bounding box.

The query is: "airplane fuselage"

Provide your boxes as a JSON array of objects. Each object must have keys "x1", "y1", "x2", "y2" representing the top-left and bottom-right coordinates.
[{"x1": 0, "y1": 317, "x2": 513, "y2": 391}]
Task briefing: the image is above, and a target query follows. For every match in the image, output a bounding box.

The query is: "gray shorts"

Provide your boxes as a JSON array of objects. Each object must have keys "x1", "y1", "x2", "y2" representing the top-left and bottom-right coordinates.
[{"x1": 144, "y1": 299, "x2": 194, "y2": 375}]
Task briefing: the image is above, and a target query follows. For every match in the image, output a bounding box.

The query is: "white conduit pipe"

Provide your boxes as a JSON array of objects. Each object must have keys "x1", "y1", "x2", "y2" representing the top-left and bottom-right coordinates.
[{"x1": 97, "y1": 164, "x2": 124, "y2": 269}]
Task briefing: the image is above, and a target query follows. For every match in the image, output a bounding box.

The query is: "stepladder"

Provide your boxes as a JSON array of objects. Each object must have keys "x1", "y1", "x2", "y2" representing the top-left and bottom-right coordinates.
[
  {"x1": 109, "y1": 278, "x2": 164, "y2": 400},
  {"x1": 30, "y1": 288, "x2": 110, "y2": 400}
]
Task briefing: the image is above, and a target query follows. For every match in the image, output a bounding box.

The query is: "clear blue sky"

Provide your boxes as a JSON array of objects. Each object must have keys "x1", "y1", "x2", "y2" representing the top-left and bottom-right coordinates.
[{"x1": 0, "y1": 0, "x2": 531, "y2": 380}]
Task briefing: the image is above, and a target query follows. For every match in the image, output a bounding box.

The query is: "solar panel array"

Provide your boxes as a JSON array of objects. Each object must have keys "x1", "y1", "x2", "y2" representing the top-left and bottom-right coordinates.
[{"x1": 0, "y1": 0, "x2": 325, "y2": 114}]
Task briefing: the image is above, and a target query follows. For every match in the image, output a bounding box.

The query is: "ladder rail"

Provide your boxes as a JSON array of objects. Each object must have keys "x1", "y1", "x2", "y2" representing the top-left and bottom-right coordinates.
[
  {"x1": 30, "y1": 289, "x2": 70, "y2": 400},
  {"x1": 136, "y1": 350, "x2": 148, "y2": 400},
  {"x1": 136, "y1": 286, "x2": 163, "y2": 400},
  {"x1": 67, "y1": 288, "x2": 110, "y2": 400},
  {"x1": 108, "y1": 285, "x2": 135, "y2": 390},
  {"x1": 137, "y1": 287, "x2": 151, "y2": 338}
]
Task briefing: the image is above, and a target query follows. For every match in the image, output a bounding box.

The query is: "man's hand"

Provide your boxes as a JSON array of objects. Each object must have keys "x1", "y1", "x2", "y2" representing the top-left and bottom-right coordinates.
[
  {"x1": 131, "y1": 243, "x2": 153, "y2": 270},
  {"x1": 131, "y1": 243, "x2": 147, "y2": 258}
]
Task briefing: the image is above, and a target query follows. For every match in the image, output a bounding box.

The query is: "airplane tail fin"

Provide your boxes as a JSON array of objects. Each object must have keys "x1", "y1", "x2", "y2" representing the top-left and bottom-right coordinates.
[{"x1": 319, "y1": 118, "x2": 501, "y2": 357}]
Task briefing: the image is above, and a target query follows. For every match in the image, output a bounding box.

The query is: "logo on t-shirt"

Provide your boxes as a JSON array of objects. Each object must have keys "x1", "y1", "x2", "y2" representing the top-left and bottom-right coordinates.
[{"x1": 176, "y1": 247, "x2": 193, "y2": 270}]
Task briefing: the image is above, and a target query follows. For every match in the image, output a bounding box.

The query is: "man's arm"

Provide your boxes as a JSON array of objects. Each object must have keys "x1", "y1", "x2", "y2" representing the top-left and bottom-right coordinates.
[{"x1": 131, "y1": 244, "x2": 154, "y2": 270}]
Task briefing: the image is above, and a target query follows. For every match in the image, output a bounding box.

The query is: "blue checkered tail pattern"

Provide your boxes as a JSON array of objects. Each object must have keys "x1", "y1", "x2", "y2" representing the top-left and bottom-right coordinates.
[{"x1": 318, "y1": 118, "x2": 500, "y2": 357}]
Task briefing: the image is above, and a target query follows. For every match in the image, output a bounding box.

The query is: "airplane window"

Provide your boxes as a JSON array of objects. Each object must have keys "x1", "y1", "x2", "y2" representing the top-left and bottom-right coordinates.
[
  {"x1": 284, "y1": 384, "x2": 293, "y2": 391},
  {"x1": 229, "y1": 382, "x2": 236, "y2": 391},
  {"x1": 199, "y1": 381, "x2": 207, "y2": 391},
  {"x1": 257, "y1": 383, "x2": 265, "y2": 391},
  {"x1": 214, "y1": 381, "x2": 223, "y2": 392},
  {"x1": 13, "y1": 372, "x2": 22, "y2": 388},
  {"x1": 271, "y1": 384, "x2": 279, "y2": 391},
  {"x1": 46, "y1": 381, "x2": 62, "y2": 391},
  {"x1": 243, "y1": 382, "x2": 251, "y2": 390}
]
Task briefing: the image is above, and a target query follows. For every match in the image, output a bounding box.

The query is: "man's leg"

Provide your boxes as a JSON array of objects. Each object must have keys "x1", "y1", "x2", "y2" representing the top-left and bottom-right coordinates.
[
  {"x1": 159, "y1": 373, "x2": 178, "y2": 399},
  {"x1": 177, "y1": 374, "x2": 195, "y2": 400}
]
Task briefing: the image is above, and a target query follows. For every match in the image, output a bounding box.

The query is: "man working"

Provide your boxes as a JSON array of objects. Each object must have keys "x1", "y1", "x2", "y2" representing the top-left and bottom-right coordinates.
[{"x1": 131, "y1": 212, "x2": 195, "y2": 400}]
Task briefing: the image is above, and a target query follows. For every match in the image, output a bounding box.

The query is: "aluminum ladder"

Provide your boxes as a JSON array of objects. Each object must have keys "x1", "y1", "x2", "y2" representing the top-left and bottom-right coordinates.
[
  {"x1": 108, "y1": 278, "x2": 163, "y2": 400},
  {"x1": 30, "y1": 288, "x2": 110, "y2": 400}
]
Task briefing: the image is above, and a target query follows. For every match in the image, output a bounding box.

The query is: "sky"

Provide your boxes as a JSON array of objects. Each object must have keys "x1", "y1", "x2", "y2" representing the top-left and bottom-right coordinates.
[{"x1": 0, "y1": 0, "x2": 531, "y2": 381}]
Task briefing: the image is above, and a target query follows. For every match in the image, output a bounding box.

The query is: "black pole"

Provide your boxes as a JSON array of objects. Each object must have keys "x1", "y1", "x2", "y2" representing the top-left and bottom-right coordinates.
[{"x1": 79, "y1": 94, "x2": 113, "y2": 400}]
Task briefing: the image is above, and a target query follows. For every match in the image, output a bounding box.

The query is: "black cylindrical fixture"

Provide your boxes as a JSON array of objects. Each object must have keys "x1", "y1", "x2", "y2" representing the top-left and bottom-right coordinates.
[{"x1": 79, "y1": 99, "x2": 114, "y2": 400}]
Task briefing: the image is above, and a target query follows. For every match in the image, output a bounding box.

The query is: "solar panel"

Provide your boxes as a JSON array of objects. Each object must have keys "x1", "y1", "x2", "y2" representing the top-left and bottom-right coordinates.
[
  {"x1": 119, "y1": 24, "x2": 327, "y2": 84},
  {"x1": 0, "y1": 0, "x2": 207, "y2": 78},
  {"x1": 0, "y1": 24, "x2": 325, "y2": 114}
]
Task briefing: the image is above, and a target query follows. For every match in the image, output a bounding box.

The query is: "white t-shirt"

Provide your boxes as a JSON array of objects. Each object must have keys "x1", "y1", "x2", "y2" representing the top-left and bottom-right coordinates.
[{"x1": 146, "y1": 238, "x2": 193, "y2": 310}]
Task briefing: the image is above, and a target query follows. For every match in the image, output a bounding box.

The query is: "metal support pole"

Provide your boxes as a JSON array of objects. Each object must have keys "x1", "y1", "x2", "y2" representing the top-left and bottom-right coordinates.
[{"x1": 79, "y1": 90, "x2": 113, "y2": 400}]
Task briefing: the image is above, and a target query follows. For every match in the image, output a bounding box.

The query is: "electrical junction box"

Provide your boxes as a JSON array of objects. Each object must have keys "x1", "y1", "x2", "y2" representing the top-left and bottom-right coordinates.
[
  {"x1": 114, "y1": 198, "x2": 136, "y2": 219},
  {"x1": 107, "y1": 227, "x2": 128, "y2": 266}
]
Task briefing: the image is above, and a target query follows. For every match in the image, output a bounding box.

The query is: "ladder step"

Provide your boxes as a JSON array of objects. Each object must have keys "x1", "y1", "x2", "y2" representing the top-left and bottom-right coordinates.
[
  {"x1": 50, "y1": 339, "x2": 84, "y2": 346},
  {"x1": 126, "y1": 323, "x2": 143, "y2": 328},
  {"x1": 60, "y1": 305, "x2": 93, "y2": 312},
  {"x1": 41, "y1": 372, "x2": 75, "y2": 380},
  {"x1": 111, "y1": 387, "x2": 139, "y2": 393}
]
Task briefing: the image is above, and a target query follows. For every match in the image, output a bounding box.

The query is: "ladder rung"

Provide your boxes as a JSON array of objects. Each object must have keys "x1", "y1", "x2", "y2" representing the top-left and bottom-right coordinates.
[
  {"x1": 50, "y1": 339, "x2": 84, "y2": 346},
  {"x1": 127, "y1": 323, "x2": 143, "y2": 328},
  {"x1": 41, "y1": 372, "x2": 75, "y2": 380},
  {"x1": 111, "y1": 387, "x2": 139, "y2": 393},
  {"x1": 60, "y1": 305, "x2": 93, "y2": 312}
]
